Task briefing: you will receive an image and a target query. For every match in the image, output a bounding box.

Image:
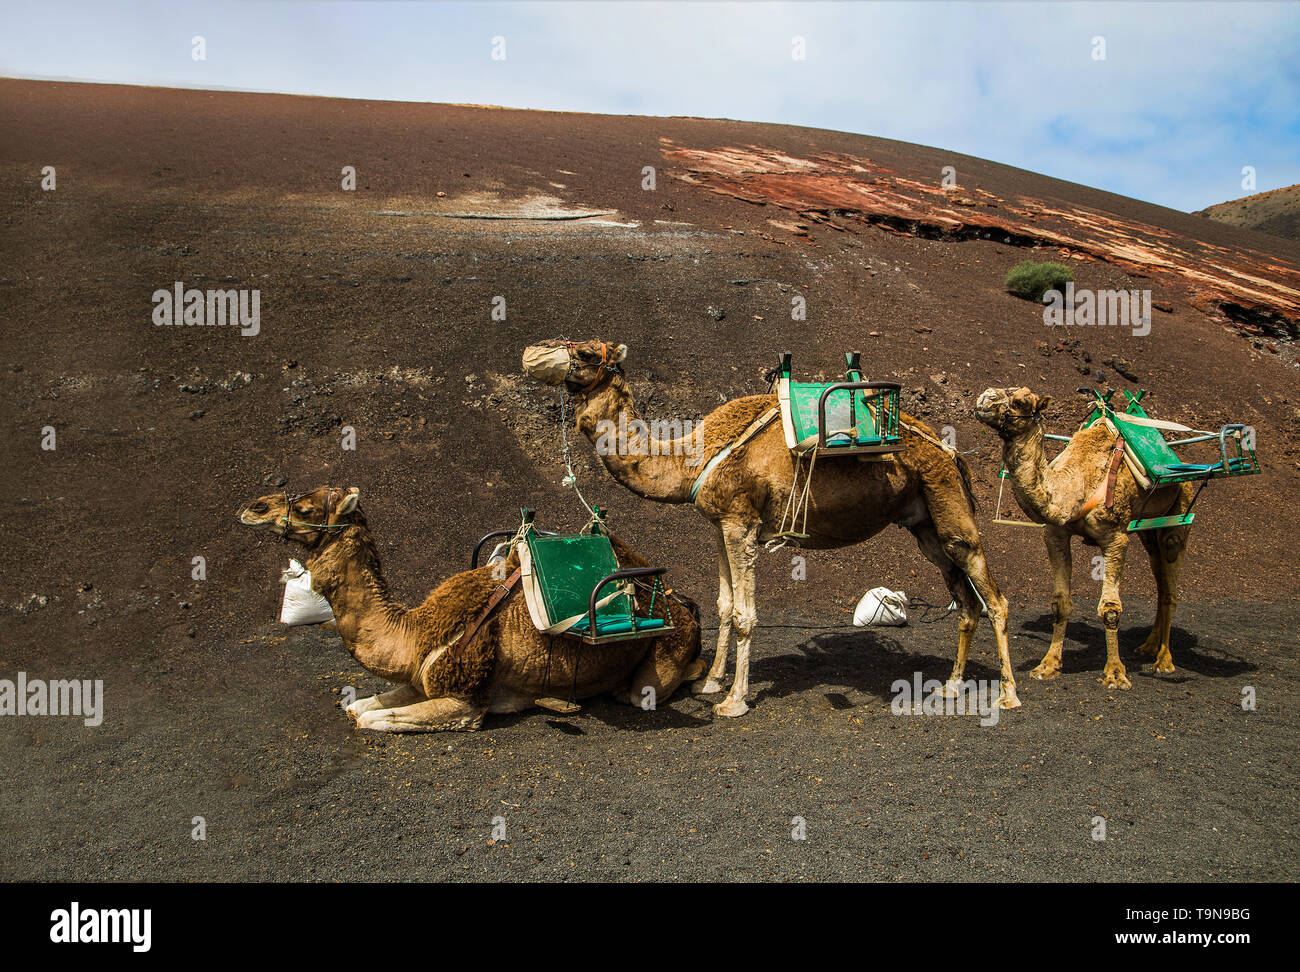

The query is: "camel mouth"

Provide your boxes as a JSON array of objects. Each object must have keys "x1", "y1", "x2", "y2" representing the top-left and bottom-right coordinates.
[{"x1": 238, "y1": 501, "x2": 277, "y2": 527}]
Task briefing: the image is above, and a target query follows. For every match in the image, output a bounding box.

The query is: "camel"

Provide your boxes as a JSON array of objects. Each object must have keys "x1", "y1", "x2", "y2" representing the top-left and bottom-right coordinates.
[
  {"x1": 237, "y1": 485, "x2": 702, "y2": 731},
  {"x1": 521, "y1": 338, "x2": 1020, "y2": 716},
  {"x1": 974, "y1": 387, "x2": 1192, "y2": 688}
]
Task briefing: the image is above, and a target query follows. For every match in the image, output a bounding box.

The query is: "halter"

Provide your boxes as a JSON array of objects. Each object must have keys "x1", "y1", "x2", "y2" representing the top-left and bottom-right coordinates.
[
  {"x1": 275, "y1": 487, "x2": 351, "y2": 541},
  {"x1": 564, "y1": 341, "x2": 620, "y2": 398}
]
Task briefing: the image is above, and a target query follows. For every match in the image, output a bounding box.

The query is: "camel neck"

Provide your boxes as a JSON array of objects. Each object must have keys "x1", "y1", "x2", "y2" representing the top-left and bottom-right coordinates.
[
  {"x1": 1001, "y1": 423, "x2": 1067, "y2": 520},
  {"x1": 574, "y1": 379, "x2": 698, "y2": 503},
  {"x1": 305, "y1": 527, "x2": 423, "y2": 684}
]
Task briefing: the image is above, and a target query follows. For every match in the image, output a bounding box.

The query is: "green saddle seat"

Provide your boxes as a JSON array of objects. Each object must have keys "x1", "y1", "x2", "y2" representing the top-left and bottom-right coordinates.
[
  {"x1": 519, "y1": 525, "x2": 673, "y2": 644},
  {"x1": 570, "y1": 616, "x2": 667, "y2": 636},
  {"x1": 1083, "y1": 389, "x2": 1259, "y2": 485},
  {"x1": 776, "y1": 353, "x2": 902, "y2": 455}
]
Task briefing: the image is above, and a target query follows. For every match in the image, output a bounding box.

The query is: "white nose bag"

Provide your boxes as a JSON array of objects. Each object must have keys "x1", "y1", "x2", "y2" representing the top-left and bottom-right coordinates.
[{"x1": 279, "y1": 559, "x2": 335, "y2": 625}]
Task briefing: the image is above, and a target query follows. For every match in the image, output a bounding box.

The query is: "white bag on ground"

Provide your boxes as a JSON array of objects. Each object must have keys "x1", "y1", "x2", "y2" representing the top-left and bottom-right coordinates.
[
  {"x1": 854, "y1": 587, "x2": 908, "y2": 627},
  {"x1": 279, "y1": 559, "x2": 335, "y2": 625}
]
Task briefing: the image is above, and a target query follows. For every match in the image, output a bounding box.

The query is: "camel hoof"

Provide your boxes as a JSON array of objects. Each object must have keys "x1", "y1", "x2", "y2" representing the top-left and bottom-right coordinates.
[
  {"x1": 998, "y1": 690, "x2": 1022, "y2": 710},
  {"x1": 682, "y1": 659, "x2": 707, "y2": 681},
  {"x1": 1101, "y1": 670, "x2": 1132, "y2": 690},
  {"x1": 1152, "y1": 659, "x2": 1175, "y2": 675},
  {"x1": 1030, "y1": 664, "x2": 1060, "y2": 681},
  {"x1": 693, "y1": 677, "x2": 725, "y2": 695},
  {"x1": 712, "y1": 697, "x2": 750, "y2": 718},
  {"x1": 344, "y1": 696, "x2": 378, "y2": 722},
  {"x1": 937, "y1": 679, "x2": 964, "y2": 700}
]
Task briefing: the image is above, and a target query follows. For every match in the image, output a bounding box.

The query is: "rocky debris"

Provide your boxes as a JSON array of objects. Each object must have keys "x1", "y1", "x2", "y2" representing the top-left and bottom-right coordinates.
[
  {"x1": 178, "y1": 371, "x2": 255, "y2": 395},
  {"x1": 706, "y1": 305, "x2": 726, "y2": 321},
  {"x1": 16, "y1": 594, "x2": 48, "y2": 614},
  {"x1": 1105, "y1": 356, "x2": 1140, "y2": 382},
  {"x1": 766, "y1": 218, "x2": 809, "y2": 237}
]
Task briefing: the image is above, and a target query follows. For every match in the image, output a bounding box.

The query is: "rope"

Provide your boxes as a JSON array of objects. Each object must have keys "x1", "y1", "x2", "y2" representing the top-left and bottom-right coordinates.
[
  {"x1": 767, "y1": 447, "x2": 818, "y2": 552},
  {"x1": 558, "y1": 390, "x2": 597, "y2": 519}
]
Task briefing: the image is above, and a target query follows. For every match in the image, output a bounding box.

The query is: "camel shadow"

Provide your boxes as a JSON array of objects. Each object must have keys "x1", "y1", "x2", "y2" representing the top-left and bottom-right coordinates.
[
  {"x1": 1017, "y1": 613, "x2": 1255, "y2": 679},
  {"x1": 487, "y1": 689, "x2": 713, "y2": 735},
  {"x1": 744, "y1": 626, "x2": 1005, "y2": 709}
]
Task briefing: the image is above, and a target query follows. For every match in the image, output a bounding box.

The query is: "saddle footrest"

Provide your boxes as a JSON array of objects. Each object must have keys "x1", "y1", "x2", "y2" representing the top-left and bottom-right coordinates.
[
  {"x1": 1128, "y1": 512, "x2": 1195, "y2": 532},
  {"x1": 534, "y1": 697, "x2": 581, "y2": 715}
]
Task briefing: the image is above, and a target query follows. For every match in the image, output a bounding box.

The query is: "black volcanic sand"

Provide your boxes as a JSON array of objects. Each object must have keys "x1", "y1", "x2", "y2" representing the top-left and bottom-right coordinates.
[
  {"x1": 0, "y1": 80, "x2": 1297, "y2": 881},
  {"x1": 1, "y1": 601, "x2": 1293, "y2": 882}
]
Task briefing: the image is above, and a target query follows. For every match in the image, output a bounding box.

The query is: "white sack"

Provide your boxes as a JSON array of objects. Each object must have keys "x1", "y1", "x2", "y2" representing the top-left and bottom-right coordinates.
[
  {"x1": 853, "y1": 587, "x2": 908, "y2": 627},
  {"x1": 279, "y1": 559, "x2": 335, "y2": 625}
]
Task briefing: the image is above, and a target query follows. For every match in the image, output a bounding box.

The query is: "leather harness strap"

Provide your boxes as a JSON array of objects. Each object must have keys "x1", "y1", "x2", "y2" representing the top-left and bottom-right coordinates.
[
  {"x1": 1069, "y1": 431, "x2": 1128, "y2": 523},
  {"x1": 456, "y1": 567, "x2": 522, "y2": 653},
  {"x1": 1102, "y1": 431, "x2": 1127, "y2": 510}
]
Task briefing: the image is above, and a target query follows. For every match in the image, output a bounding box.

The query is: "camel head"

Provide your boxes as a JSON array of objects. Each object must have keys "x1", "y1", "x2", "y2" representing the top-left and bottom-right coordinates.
[
  {"x1": 238, "y1": 485, "x2": 362, "y2": 545},
  {"x1": 975, "y1": 387, "x2": 1053, "y2": 439},
  {"x1": 521, "y1": 338, "x2": 628, "y2": 396}
]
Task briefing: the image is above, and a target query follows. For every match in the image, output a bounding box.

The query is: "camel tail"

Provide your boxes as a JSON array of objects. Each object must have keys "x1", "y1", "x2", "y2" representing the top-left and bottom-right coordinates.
[{"x1": 954, "y1": 451, "x2": 979, "y2": 515}]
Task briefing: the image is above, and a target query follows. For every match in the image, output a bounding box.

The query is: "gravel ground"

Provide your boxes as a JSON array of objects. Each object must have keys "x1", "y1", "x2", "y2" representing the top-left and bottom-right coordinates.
[{"x1": 2, "y1": 599, "x2": 1293, "y2": 883}]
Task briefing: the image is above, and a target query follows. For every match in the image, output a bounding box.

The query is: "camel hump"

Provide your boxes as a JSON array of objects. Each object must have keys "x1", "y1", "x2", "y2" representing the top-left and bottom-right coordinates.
[{"x1": 700, "y1": 394, "x2": 779, "y2": 449}]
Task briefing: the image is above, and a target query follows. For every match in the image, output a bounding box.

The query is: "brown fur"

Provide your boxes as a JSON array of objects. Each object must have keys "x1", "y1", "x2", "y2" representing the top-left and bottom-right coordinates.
[
  {"x1": 975, "y1": 387, "x2": 1194, "y2": 688},
  {"x1": 238, "y1": 486, "x2": 702, "y2": 731},
  {"x1": 523, "y1": 338, "x2": 1021, "y2": 715}
]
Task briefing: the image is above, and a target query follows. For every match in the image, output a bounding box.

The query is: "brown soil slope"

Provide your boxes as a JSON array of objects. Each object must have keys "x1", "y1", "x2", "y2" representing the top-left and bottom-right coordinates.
[
  {"x1": 2, "y1": 79, "x2": 1298, "y2": 686},
  {"x1": 1196, "y1": 183, "x2": 1300, "y2": 244}
]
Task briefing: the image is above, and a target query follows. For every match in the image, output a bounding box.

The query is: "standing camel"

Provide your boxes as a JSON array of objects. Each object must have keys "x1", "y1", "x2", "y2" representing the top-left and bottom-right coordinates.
[
  {"x1": 522, "y1": 339, "x2": 1019, "y2": 716},
  {"x1": 974, "y1": 387, "x2": 1192, "y2": 688},
  {"x1": 238, "y1": 485, "x2": 702, "y2": 730}
]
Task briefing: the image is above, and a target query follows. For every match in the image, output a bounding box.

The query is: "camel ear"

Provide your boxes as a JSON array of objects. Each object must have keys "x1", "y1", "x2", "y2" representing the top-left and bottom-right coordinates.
[
  {"x1": 610, "y1": 344, "x2": 628, "y2": 363},
  {"x1": 1034, "y1": 395, "x2": 1052, "y2": 416},
  {"x1": 336, "y1": 489, "x2": 359, "y2": 515}
]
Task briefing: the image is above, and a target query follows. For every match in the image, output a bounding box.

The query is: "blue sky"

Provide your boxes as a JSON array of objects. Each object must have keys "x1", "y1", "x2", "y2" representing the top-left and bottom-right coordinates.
[{"x1": 2, "y1": 0, "x2": 1296, "y2": 211}]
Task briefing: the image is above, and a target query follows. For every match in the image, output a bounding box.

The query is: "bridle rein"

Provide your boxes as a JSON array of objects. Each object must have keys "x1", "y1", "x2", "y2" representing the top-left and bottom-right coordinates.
[{"x1": 275, "y1": 488, "x2": 351, "y2": 542}]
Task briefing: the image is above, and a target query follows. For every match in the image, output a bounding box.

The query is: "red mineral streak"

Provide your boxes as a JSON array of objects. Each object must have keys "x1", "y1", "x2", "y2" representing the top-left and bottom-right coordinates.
[{"x1": 661, "y1": 139, "x2": 1300, "y2": 336}]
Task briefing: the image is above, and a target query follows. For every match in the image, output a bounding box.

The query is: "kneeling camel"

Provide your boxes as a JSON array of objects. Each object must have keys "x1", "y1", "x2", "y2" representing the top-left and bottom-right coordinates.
[{"x1": 238, "y1": 486, "x2": 702, "y2": 731}]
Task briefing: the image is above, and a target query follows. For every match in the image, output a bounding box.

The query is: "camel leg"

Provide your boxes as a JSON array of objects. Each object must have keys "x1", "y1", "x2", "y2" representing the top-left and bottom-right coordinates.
[
  {"x1": 1139, "y1": 524, "x2": 1188, "y2": 674},
  {"x1": 715, "y1": 519, "x2": 760, "y2": 718},
  {"x1": 344, "y1": 684, "x2": 424, "y2": 722},
  {"x1": 1135, "y1": 530, "x2": 1168, "y2": 660},
  {"x1": 923, "y1": 506, "x2": 1019, "y2": 709},
  {"x1": 624, "y1": 630, "x2": 700, "y2": 708},
  {"x1": 1032, "y1": 527, "x2": 1074, "y2": 680},
  {"x1": 908, "y1": 523, "x2": 980, "y2": 698},
  {"x1": 355, "y1": 696, "x2": 486, "y2": 733},
  {"x1": 694, "y1": 530, "x2": 734, "y2": 695},
  {"x1": 1097, "y1": 534, "x2": 1132, "y2": 689}
]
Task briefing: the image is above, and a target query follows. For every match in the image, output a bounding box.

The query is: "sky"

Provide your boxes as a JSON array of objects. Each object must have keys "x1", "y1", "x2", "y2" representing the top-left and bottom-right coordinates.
[{"x1": 1, "y1": 0, "x2": 1297, "y2": 212}]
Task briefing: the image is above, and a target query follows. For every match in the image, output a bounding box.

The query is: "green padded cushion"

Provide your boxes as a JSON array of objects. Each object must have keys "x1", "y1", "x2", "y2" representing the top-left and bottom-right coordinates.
[
  {"x1": 525, "y1": 533, "x2": 631, "y2": 625},
  {"x1": 787, "y1": 381, "x2": 884, "y2": 447},
  {"x1": 570, "y1": 617, "x2": 667, "y2": 635}
]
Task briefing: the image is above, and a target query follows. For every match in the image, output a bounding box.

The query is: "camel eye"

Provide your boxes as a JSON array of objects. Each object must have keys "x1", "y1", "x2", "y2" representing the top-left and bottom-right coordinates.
[{"x1": 249, "y1": 501, "x2": 268, "y2": 514}]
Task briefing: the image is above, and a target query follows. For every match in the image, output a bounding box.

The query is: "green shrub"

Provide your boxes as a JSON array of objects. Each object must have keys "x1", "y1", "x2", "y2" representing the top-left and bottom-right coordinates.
[{"x1": 1004, "y1": 260, "x2": 1074, "y2": 302}]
